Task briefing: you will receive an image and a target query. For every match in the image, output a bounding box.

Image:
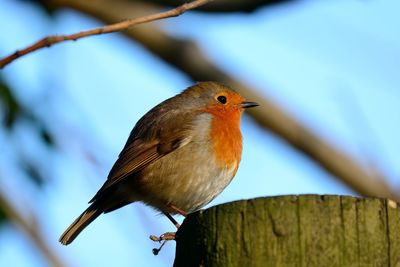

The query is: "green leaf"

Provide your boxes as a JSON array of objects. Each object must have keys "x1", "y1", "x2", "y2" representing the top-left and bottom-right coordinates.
[
  {"x1": 0, "y1": 80, "x2": 21, "y2": 128},
  {"x1": 39, "y1": 125, "x2": 55, "y2": 146},
  {"x1": 22, "y1": 160, "x2": 45, "y2": 187}
]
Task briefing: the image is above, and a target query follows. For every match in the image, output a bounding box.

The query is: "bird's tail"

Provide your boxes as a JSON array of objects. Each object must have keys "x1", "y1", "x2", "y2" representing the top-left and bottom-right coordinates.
[{"x1": 59, "y1": 203, "x2": 103, "y2": 245}]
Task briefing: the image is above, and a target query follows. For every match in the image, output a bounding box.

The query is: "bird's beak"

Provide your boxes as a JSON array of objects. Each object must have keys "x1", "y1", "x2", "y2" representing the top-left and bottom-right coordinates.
[{"x1": 241, "y1": 101, "x2": 259, "y2": 109}]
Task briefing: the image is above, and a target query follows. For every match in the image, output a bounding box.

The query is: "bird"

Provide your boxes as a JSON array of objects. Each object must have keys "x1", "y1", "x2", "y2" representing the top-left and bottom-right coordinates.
[{"x1": 59, "y1": 81, "x2": 258, "y2": 246}]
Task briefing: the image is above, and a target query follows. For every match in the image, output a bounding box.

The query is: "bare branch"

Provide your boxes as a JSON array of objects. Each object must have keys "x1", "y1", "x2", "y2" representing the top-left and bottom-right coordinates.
[
  {"x1": 47, "y1": 0, "x2": 399, "y2": 201},
  {"x1": 0, "y1": 0, "x2": 214, "y2": 69},
  {"x1": 136, "y1": 0, "x2": 295, "y2": 13}
]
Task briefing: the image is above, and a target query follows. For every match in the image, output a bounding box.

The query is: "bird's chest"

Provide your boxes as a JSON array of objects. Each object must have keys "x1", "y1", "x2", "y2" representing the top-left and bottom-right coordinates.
[
  {"x1": 137, "y1": 113, "x2": 243, "y2": 212},
  {"x1": 208, "y1": 113, "x2": 243, "y2": 170}
]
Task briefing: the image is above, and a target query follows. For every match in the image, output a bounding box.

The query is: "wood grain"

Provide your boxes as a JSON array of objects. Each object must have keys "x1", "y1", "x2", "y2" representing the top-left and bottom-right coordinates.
[{"x1": 174, "y1": 195, "x2": 400, "y2": 267}]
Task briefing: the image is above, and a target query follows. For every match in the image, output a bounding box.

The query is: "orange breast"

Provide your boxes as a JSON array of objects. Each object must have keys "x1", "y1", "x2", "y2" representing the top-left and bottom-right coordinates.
[{"x1": 206, "y1": 108, "x2": 243, "y2": 169}]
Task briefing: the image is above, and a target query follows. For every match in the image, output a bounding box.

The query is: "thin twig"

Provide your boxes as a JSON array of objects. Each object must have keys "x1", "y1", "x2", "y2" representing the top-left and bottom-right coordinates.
[{"x1": 0, "y1": 0, "x2": 214, "y2": 69}]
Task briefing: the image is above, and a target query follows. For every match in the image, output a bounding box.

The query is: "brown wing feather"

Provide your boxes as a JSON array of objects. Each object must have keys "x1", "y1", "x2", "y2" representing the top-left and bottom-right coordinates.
[
  {"x1": 107, "y1": 139, "x2": 160, "y2": 181},
  {"x1": 89, "y1": 107, "x2": 197, "y2": 203},
  {"x1": 89, "y1": 139, "x2": 170, "y2": 203}
]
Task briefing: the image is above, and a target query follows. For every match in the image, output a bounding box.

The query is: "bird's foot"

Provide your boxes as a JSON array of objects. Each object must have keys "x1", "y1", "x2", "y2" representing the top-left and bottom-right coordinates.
[
  {"x1": 150, "y1": 231, "x2": 176, "y2": 242},
  {"x1": 149, "y1": 232, "x2": 176, "y2": 255}
]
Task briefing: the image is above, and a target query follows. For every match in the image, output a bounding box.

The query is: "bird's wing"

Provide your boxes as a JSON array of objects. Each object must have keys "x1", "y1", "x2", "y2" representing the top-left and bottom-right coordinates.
[{"x1": 89, "y1": 109, "x2": 197, "y2": 203}]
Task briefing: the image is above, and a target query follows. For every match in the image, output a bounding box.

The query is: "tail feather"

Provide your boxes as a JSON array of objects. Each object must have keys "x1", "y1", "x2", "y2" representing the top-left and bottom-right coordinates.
[{"x1": 59, "y1": 204, "x2": 102, "y2": 245}]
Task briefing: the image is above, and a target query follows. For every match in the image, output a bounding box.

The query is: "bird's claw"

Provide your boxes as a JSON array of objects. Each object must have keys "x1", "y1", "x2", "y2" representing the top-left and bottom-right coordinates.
[
  {"x1": 150, "y1": 235, "x2": 161, "y2": 242},
  {"x1": 150, "y1": 232, "x2": 176, "y2": 255},
  {"x1": 149, "y1": 232, "x2": 176, "y2": 242}
]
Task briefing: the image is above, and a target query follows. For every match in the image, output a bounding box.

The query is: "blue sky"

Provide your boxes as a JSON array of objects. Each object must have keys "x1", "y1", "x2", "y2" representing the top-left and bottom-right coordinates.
[{"x1": 0, "y1": 0, "x2": 399, "y2": 266}]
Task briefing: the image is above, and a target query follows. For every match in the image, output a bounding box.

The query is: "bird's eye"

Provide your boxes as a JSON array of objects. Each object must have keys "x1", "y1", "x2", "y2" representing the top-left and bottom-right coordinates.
[{"x1": 217, "y1": 95, "x2": 227, "y2": 104}]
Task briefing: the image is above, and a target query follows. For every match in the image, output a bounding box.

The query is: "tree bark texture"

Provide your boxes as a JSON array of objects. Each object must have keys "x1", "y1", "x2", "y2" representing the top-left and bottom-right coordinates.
[{"x1": 174, "y1": 195, "x2": 400, "y2": 267}]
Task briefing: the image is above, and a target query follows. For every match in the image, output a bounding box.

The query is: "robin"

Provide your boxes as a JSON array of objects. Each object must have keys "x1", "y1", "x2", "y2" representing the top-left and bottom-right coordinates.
[{"x1": 59, "y1": 81, "x2": 258, "y2": 248}]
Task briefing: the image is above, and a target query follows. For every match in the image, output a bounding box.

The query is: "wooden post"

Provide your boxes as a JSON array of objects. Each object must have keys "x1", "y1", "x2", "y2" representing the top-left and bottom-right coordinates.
[{"x1": 174, "y1": 195, "x2": 400, "y2": 267}]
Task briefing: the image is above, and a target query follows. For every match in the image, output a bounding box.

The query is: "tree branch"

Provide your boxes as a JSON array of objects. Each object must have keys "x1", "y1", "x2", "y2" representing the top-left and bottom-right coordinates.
[
  {"x1": 134, "y1": 0, "x2": 295, "y2": 13},
  {"x1": 0, "y1": 0, "x2": 214, "y2": 69},
  {"x1": 46, "y1": 0, "x2": 399, "y2": 201}
]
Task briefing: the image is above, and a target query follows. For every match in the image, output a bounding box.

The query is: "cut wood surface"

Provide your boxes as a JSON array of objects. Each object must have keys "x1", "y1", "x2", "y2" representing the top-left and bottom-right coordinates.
[{"x1": 174, "y1": 195, "x2": 400, "y2": 267}]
